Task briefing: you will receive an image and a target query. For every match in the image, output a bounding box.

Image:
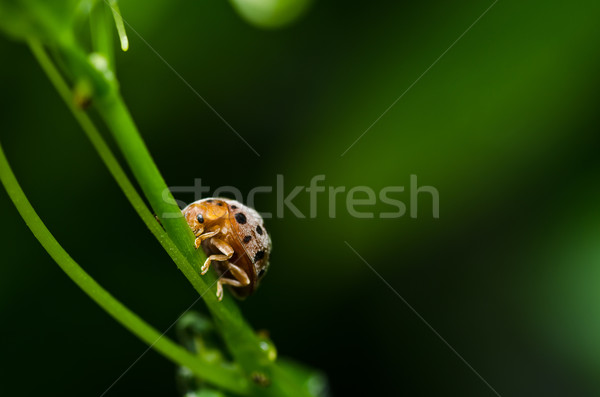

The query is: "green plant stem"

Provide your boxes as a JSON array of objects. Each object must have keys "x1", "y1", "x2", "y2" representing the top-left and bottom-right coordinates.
[
  {"x1": 27, "y1": 40, "x2": 203, "y2": 285},
  {"x1": 28, "y1": 40, "x2": 168, "y2": 254},
  {"x1": 31, "y1": 37, "x2": 269, "y2": 381},
  {"x1": 29, "y1": 40, "x2": 213, "y2": 303},
  {"x1": 28, "y1": 39, "x2": 250, "y2": 383},
  {"x1": 92, "y1": 91, "x2": 215, "y2": 290},
  {"x1": 107, "y1": 0, "x2": 129, "y2": 51},
  {"x1": 30, "y1": 38, "x2": 218, "y2": 302},
  {"x1": 30, "y1": 38, "x2": 316, "y2": 396},
  {"x1": 27, "y1": 40, "x2": 256, "y2": 393},
  {"x1": 90, "y1": 1, "x2": 115, "y2": 70},
  {"x1": 94, "y1": 91, "x2": 273, "y2": 377},
  {"x1": 0, "y1": 141, "x2": 249, "y2": 395}
]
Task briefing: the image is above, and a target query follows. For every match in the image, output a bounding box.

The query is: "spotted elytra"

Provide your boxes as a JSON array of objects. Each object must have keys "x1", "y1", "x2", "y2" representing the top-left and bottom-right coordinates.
[{"x1": 182, "y1": 198, "x2": 271, "y2": 301}]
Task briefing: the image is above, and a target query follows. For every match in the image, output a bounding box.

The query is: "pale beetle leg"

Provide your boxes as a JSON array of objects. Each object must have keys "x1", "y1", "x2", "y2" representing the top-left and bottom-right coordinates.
[
  {"x1": 201, "y1": 238, "x2": 233, "y2": 275},
  {"x1": 216, "y1": 262, "x2": 250, "y2": 301},
  {"x1": 193, "y1": 227, "x2": 220, "y2": 249}
]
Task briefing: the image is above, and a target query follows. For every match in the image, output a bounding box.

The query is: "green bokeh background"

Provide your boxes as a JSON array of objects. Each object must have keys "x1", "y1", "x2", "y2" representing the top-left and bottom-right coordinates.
[{"x1": 1, "y1": 0, "x2": 600, "y2": 396}]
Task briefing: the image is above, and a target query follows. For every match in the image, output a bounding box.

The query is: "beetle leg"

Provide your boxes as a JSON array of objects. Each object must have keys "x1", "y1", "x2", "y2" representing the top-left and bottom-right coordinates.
[
  {"x1": 194, "y1": 227, "x2": 220, "y2": 249},
  {"x1": 216, "y1": 278, "x2": 242, "y2": 301},
  {"x1": 201, "y1": 238, "x2": 233, "y2": 275},
  {"x1": 215, "y1": 262, "x2": 250, "y2": 301},
  {"x1": 217, "y1": 262, "x2": 250, "y2": 300},
  {"x1": 226, "y1": 262, "x2": 251, "y2": 286}
]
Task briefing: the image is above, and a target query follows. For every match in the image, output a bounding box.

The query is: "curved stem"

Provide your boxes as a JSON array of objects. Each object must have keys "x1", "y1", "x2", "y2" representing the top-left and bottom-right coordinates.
[
  {"x1": 30, "y1": 36, "x2": 268, "y2": 377},
  {"x1": 94, "y1": 90, "x2": 273, "y2": 377},
  {"x1": 90, "y1": 1, "x2": 115, "y2": 69},
  {"x1": 28, "y1": 40, "x2": 205, "y2": 297},
  {"x1": 28, "y1": 38, "x2": 318, "y2": 397},
  {"x1": 107, "y1": 0, "x2": 129, "y2": 52},
  {"x1": 28, "y1": 40, "x2": 166, "y2": 251},
  {"x1": 0, "y1": 141, "x2": 249, "y2": 395}
]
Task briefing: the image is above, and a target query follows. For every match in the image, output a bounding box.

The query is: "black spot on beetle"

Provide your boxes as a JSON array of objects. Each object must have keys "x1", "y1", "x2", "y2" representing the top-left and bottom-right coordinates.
[
  {"x1": 196, "y1": 214, "x2": 204, "y2": 223},
  {"x1": 254, "y1": 250, "x2": 265, "y2": 262},
  {"x1": 231, "y1": 205, "x2": 238, "y2": 209},
  {"x1": 257, "y1": 269, "x2": 265, "y2": 278},
  {"x1": 217, "y1": 202, "x2": 223, "y2": 206},
  {"x1": 256, "y1": 225, "x2": 263, "y2": 235},
  {"x1": 235, "y1": 213, "x2": 247, "y2": 224},
  {"x1": 243, "y1": 235, "x2": 252, "y2": 243},
  {"x1": 206, "y1": 199, "x2": 213, "y2": 203}
]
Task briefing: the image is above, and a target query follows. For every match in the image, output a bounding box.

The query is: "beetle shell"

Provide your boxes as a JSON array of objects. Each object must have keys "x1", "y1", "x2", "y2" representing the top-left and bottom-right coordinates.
[{"x1": 182, "y1": 198, "x2": 271, "y2": 298}]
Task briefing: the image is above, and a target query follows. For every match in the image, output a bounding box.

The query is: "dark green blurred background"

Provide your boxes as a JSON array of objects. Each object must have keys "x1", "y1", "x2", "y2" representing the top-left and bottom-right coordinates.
[{"x1": 2, "y1": 0, "x2": 600, "y2": 396}]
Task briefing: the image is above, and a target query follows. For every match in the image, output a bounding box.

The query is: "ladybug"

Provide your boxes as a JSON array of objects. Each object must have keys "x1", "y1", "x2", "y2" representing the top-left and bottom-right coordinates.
[{"x1": 182, "y1": 198, "x2": 271, "y2": 301}]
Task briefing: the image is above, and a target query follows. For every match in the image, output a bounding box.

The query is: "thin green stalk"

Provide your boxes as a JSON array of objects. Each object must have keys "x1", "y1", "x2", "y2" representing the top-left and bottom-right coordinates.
[
  {"x1": 107, "y1": 0, "x2": 129, "y2": 51},
  {"x1": 93, "y1": 92, "x2": 212, "y2": 284},
  {"x1": 28, "y1": 40, "x2": 205, "y2": 296},
  {"x1": 30, "y1": 37, "x2": 270, "y2": 381},
  {"x1": 90, "y1": 1, "x2": 115, "y2": 70},
  {"x1": 0, "y1": 141, "x2": 249, "y2": 395},
  {"x1": 32, "y1": 38, "x2": 316, "y2": 396},
  {"x1": 28, "y1": 40, "x2": 165, "y2": 251},
  {"x1": 93, "y1": 91, "x2": 274, "y2": 377}
]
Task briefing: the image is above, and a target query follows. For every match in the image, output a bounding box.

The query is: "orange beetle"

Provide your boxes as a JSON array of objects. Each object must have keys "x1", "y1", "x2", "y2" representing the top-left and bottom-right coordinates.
[{"x1": 182, "y1": 198, "x2": 271, "y2": 300}]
